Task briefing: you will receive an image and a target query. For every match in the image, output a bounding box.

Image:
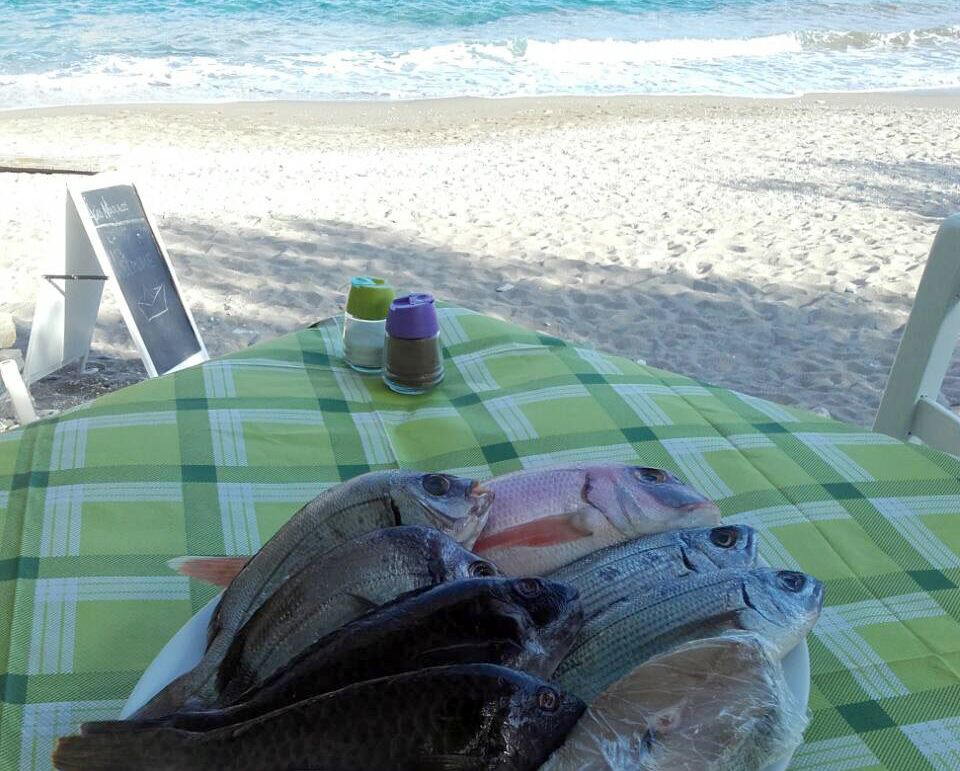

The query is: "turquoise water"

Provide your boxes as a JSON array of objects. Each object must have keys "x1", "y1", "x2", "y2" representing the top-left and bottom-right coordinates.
[{"x1": 1, "y1": 0, "x2": 959, "y2": 107}]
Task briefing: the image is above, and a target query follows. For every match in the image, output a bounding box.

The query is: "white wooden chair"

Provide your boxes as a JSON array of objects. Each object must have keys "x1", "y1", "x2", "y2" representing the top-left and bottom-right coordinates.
[{"x1": 874, "y1": 214, "x2": 960, "y2": 453}]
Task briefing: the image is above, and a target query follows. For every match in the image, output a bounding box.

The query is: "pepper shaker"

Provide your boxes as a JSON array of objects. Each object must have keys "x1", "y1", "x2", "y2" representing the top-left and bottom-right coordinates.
[
  {"x1": 383, "y1": 293, "x2": 444, "y2": 394},
  {"x1": 342, "y1": 277, "x2": 394, "y2": 373}
]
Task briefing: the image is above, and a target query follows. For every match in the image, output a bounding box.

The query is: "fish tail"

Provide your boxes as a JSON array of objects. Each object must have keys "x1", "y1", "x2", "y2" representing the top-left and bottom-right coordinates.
[
  {"x1": 130, "y1": 662, "x2": 220, "y2": 720},
  {"x1": 167, "y1": 555, "x2": 248, "y2": 587},
  {"x1": 81, "y1": 718, "x2": 170, "y2": 735},
  {"x1": 129, "y1": 671, "x2": 195, "y2": 719},
  {"x1": 53, "y1": 727, "x2": 188, "y2": 770}
]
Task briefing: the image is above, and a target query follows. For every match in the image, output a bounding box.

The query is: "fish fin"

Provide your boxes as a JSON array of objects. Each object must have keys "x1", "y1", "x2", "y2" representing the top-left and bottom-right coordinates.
[
  {"x1": 128, "y1": 667, "x2": 201, "y2": 720},
  {"x1": 412, "y1": 641, "x2": 521, "y2": 668},
  {"x1": 474, "y1": 511, "x2": 595, "y2": 551},
  {"x1": 345, "y1": 591, "x2": 382, "y2": 613},
  {"x1": 53, "y1": 728, "x2": 185, "y2": 770},
  {"x1": 167, "y1": 555, "x2": 248, "y2": 587},
  {"x1": 81, "y1": 718, "x2": 168, "y2": 735},
  {"x1": 417, "y1": 756, "x2": 485, "y2": 770}
]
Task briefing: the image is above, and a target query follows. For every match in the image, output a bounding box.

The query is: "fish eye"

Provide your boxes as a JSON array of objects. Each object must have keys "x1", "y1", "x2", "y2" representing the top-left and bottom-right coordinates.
[
  {"x1": 634, "y1": 467, "x2": 667, "y2": 484},
  {"x1": 709, "y1": 527, "x2": 738, "y2": 548},
  {"x1": 777, "y1": 571, "x2": 806, "y2": 593},
  {"x1": 537, "y1": 687, "x2": 560, "y2": 712},
  {"x1": 514, "y1": 578, "x2": 543, "y2": 598},
  {"x1": 469, "y1": 560, "x2": 497, "y2": 578},
  {"x1": 422, "y1": 474, "x2": 452, "y2": 496}
]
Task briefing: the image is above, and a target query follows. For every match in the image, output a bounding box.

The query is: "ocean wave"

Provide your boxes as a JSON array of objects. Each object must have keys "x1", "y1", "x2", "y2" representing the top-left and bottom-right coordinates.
[
  {"x1": 2, "y1": 24, "x2": 960, "y2": 107},
  {"x1": 800, "y1": 25, "x2": 960, "y2": 51}
]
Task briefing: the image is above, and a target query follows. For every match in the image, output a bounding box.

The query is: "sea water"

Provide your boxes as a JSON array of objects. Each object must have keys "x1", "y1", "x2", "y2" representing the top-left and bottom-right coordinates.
[{"x1": 1, "y1": 0, "x2": 959, "y2": 107}]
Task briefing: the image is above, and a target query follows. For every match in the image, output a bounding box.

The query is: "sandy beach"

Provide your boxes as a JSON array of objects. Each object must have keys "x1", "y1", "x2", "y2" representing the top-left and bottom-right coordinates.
[{"x1": 2, "y1": 92, "x2": 959, "y2": 430}]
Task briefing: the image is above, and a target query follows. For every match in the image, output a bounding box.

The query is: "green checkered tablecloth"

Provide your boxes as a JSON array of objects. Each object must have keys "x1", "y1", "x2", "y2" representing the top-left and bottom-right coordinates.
[{"x1": 2, "y1": 306, "x2": 960, "y2": 771}]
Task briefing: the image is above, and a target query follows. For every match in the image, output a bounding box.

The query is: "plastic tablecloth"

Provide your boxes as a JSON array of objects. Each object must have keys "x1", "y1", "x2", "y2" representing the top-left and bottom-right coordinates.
[{"x1": 2, "y1": 307, "x2": 959, "y2": 770}]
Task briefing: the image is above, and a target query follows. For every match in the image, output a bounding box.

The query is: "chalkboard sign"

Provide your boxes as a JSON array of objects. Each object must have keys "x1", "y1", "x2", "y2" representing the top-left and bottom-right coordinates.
[{"x1": 67, "y1": 177, "x2": 207, "y2": 377}]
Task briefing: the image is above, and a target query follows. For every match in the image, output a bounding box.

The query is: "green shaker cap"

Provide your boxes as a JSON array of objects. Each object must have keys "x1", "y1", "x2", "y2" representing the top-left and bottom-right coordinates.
[{"x1": 346, "y1": 276, "x2": 395, "y2": 320}]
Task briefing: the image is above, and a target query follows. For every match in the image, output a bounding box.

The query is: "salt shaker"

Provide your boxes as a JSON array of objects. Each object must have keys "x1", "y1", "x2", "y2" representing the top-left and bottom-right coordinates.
[
  {"x1": 383, "y1": 293, "x2": 444, "y2": 394},
  {"x1": 342, "y1": 277, "x2": 394, "y2": 373}
]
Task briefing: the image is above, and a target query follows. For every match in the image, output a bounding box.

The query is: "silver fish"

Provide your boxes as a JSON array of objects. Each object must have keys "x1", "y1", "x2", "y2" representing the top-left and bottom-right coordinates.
[
  {"x1": 85, "y1": 577, "x2": 582, "y2": 734},
  {"x1": 554, "y1": 568, "x2": 823, "y2": 702},
  {"x1": 212, "y1": 526, "x2": 500, "y2": 706},
  {"x1": 209, "y1": 470, "x2": 492, "y2": 644},
  {"x1": 166, "y1": 465, "x2": 720, "y2": 588},
  {"x1": 135, "y1": 482, "x2": 495, "y2": 719},
  {"x1": 548, "y1": 526, "x2": 757, "y2": 617},
  {"x1": 474, "y1": 464, "x2": 721, "y2": 575}
]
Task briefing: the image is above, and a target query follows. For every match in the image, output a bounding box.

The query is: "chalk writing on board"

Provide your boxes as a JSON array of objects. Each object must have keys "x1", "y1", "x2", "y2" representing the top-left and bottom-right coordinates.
[
  {"x1": 87, "y1": 196, "x2": 131, "y2": 225},
  {"x1": 80, "y1": 185, "x2": 201, "y2": 375},
  {"x1": 137, "y1": 284, "x2": 169, "y2": 322}
]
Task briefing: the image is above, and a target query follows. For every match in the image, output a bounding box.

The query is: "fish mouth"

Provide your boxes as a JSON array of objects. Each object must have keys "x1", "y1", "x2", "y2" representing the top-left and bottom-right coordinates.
[
  {"x1": 560, "y1": 582, "x2": 581, "y2": 606},
  {"x1": 417, "y1": 482, "x2": 492, "y2": 547},
  {"x1": 680, "y1": 500, "x2": 720, "y2": 514},
  {"x1": 469, "y1": 483, "x2": 495, "y2": 516},
  {"x1": 451, "y1": 510, "x2": 490, "y2": 549},
  {"x1": 810, "y1": 579, "x2": 825, "y2": 612}
]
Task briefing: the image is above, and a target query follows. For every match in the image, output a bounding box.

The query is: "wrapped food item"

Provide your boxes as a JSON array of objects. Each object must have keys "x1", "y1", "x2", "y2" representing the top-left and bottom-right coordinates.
[{"x1": 542, "y1": 635, "x2": 807, "y2": 771}]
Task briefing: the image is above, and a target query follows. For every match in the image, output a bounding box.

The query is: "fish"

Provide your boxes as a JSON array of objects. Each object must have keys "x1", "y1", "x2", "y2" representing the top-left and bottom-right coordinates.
[
  {"x1": 55, "y1": 664, "x2": 586, "y2": 771},
  {"x1": 85, "y1": 576, "x2": 583, "y2": 734},
  {"x1": 207, "y1": 470, "x2": 492, "y2": 639},
  {"x1": 554, "y1": 568, "x2": 823, "y2": 701},
  {"x1": 548, "y1": 526, "x2": 757, "y2": 617},
  {"x1": 136, "y1": 526, "x2": 497, "y2": 717},
  {"x1": 542, "y1": 635, "x2": 803, "y2": 770},
  {"x1": 473, "y1": 464, "x2": 721, "y2": 575},
  {"x1": 166, "y1": 464, "x2": 718, "y2": 587},
  {"x1": 136, "y1": 470, "x2": 491, "y2": 717}
]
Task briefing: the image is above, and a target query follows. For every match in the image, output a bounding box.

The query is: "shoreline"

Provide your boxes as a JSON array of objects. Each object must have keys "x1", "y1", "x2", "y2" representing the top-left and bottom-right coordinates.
[
  {"x1": 2, "y1": 90, "x2": 959, "y2": 430},
  {"x1": 3, "y1": 87, "x2": 960, "y2": 121}
]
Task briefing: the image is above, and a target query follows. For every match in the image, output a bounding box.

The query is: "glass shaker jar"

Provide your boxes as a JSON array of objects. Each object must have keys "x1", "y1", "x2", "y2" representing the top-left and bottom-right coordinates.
[
  {"x1": 383, "y1": 293, "x2": 444, "y2": 394},
  {"x1": 342, "y1": 277, "x2": 394, "y2": 373}
]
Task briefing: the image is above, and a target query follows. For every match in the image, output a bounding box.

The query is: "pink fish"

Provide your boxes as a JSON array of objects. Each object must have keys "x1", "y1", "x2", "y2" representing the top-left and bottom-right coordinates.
[
  {"x1": 170, "y1": 464, "x2": 719, "y2": 586},
  {"x1": 472, "y1": 464, "x2": 720, "y2": 575}
]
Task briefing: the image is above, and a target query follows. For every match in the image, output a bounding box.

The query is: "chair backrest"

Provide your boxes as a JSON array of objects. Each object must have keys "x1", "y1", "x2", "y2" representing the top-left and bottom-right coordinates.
[{"x1": 874, "y1": 214, "x2": 960, "y2": 453}]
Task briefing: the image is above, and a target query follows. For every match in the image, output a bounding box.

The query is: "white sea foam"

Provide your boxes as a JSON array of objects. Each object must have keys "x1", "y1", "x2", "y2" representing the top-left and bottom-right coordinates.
[{"x1": 1, "y1": 25, "x2": 959, "y2": 108}]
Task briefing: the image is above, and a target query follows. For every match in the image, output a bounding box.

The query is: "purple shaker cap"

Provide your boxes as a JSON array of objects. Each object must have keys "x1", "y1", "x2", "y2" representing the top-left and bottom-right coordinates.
[{"x1": 385, "y1": 293, "x2": 439, "y2": 340}]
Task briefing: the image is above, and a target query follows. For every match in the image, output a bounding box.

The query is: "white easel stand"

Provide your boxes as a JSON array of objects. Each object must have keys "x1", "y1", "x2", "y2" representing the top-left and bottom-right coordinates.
[{"x1": 0, "y1": 359, "x2": 38, "y2": 426}]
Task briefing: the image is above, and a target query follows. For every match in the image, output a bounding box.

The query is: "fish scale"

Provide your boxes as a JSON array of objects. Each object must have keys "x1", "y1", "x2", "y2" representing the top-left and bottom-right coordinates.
[
  {"x1": 135, "y1": 495, "x2": 398, "y2": 720},
  {"x1": 209, "y1": 470, "x2": 489, "y2": 653},
  {"x1": 556, "y1": 571, "x2": 745, "y2": 698},
  {"x1": 165, "y1": 465, "x2": 720, "y2": 588},
  {"x1": 548, "y1": 526, "x2": 757, "y2": 628},
  {"x1": 87, "y1": 578, "x2": 582, "y2": 734},
  {"x1": 475, "y1": 464, "x2": 721, "y2": 576},
  {"x1": 554, "y1": 568, "x2": 823, "y2": 702},
  {"x1": 133, "y1": 471, "x2": 492, "y2": 719},
  {"x1": 219, "y1": 527, "x2": 495, "y2": 708},
  {"x1": 57, "y1": 666, "x2": 586, "y2": 771}
]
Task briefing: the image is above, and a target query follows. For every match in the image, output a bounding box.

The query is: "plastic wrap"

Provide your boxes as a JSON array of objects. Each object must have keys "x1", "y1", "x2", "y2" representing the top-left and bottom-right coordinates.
[{"x1": 541, "y1": 634, "x2": 808, "y2": 771}]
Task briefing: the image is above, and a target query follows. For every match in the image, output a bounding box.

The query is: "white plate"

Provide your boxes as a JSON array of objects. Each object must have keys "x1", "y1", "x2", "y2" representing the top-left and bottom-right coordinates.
[
  {"x1": 122, "y1": 594, "x2": 809, "y2": 771},
  {"x1": 122, "y1": 594, "x2": 221, "y2": 719}
]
